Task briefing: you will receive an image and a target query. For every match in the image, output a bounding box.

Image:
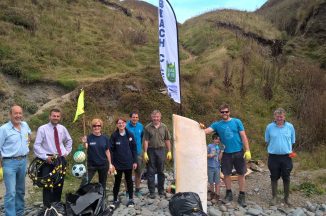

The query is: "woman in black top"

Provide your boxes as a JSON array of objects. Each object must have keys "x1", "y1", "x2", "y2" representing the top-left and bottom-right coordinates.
[
  {"x1": 81, "y1": 118, "x2": 113, "y2": 194},
  {"x1": 109, "y1": 117, "x2": 137, "y2": 208}
]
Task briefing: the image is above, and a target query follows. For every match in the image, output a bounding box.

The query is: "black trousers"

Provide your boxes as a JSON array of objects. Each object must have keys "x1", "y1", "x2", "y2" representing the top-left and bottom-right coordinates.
[
  {"x1": 147, "y1": 147, "x2": 165, "y2": 194},
  {"x1": 113, "y1": 169, "x2": 133, "y2": 201},
  {"x1": 40, "y1": 157, "x2": 66, "y2": 207},
  {"x1": 268, "y1": 154, "x2": 293, "y2": 182},
  {"x1": 81, "y1": 165, "x2": 109, "y2": 196}
]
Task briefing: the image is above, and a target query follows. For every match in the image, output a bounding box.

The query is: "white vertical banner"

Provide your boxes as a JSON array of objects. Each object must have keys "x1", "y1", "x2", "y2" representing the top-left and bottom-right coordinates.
[{"x1": 158, "y1": 0, "x2": 181, "y2": 104}]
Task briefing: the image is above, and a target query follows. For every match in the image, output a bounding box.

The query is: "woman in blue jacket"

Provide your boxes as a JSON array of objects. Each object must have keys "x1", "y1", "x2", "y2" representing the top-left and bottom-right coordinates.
[{"x1": 109, "y1": 117, "x2": 137, "y2": 208}]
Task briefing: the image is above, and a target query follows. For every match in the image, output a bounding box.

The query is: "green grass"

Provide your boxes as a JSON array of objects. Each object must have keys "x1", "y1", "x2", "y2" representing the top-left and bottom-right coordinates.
[
  {"x1": 298, "y1": 146, "x2": 326, "y2": 170},
  {"x1": 0, "y1": 0, "x2": 158, "y2": 83},
  {"x1": 291, "y1": 182, "x2": 325, "y2": 197}
]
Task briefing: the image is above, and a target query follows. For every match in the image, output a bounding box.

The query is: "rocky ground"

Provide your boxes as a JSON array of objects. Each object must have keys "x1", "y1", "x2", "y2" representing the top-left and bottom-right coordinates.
[{"x1": 0, "y1": 162, "x2": 326, "y2": 215}]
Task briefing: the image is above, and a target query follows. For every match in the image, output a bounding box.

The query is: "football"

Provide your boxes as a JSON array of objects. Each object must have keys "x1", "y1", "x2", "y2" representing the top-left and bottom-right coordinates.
[
  {"x1": 73, "y1": 151, "x2": 86, "y2": 163},
  {"x1": 72, "y1": 164, "x2": 86, "y2": 178}
]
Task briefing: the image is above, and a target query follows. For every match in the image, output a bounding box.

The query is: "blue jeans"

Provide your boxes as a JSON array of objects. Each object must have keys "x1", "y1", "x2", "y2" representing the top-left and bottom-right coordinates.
[
  {"x1": 3, "y1": 158, "x2": 27, "y2": 216},
  {"x1": 208, "y1": 166, "x2": 220, "y2": 184}
]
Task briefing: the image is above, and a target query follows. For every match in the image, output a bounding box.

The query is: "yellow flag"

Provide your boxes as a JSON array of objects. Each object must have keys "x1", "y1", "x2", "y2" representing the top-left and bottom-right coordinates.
[{"x1": 73, "y1": 89, "x2": 85, "y2": 122}]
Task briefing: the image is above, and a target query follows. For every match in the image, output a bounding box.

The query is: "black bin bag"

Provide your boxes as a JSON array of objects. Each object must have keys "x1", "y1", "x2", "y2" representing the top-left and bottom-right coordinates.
[
  {"x1": 169, "y1": 192, "x2": 207, "y2": 216},
  {"x1": 66, "y1": 183, "x2": 112, "y2": 216}
]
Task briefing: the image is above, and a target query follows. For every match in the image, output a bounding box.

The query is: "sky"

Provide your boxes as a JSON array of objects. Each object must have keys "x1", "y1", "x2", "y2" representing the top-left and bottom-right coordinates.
[{"x1": 142, "y1": 0, "x2": 268, "y2": 23}]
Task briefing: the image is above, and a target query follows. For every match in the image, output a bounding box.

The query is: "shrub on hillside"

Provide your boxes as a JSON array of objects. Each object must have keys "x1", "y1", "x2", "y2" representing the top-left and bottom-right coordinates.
[{"x1": 281, "y1": 59, "x2": 325, "y2": 151}]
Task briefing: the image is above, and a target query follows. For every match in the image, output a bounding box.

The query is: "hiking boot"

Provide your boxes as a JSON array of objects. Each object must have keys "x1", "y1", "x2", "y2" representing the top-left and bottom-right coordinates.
[
  {"x1": 36, "y1": 208, "x2": 46, "y2": 216},
  {"x1": 127, "y1": 199, "x2": 135, "y2": 208},
  {"x1": 207, "y1": 192, "x2": 213, "y2": 201},
  {"x1": 158, "y1": 191, "x2": 166, "y2": 197},
  {"x1": 135, "y1": 191, "x2": 142, "y2": 197},
  {"x1": 224, "y1": 190, "x2": 233, "y2": 202},
  {"x1": 214, "y1": 193, "x2": 220, "y2": 201},
  {"x1": 109, "y1": 200, "x2": 120, "y2": 210},
  {"x1": 149, "y1": 193, "x2": 156, "y2": 199},
  {"x1": 237, "y1": 193, "x2": 247, "y2": 207}
]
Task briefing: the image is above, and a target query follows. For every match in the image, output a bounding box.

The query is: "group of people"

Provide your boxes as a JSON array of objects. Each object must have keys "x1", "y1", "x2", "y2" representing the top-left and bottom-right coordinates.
[
  {"x1": 0, "y1": 103, "x2": 295, "y2": 216},
  {"x1": 203, "y1": 104, "x2": 295, "y2": 207},
  {"x1": 79, "y1": 110, "x2": 172, "y2": 210}
]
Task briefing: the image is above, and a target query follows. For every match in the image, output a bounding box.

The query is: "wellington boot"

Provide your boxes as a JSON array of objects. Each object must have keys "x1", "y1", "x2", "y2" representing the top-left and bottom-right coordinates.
[
  {"x1": 270, "y1": 180, "x2": 278, "y2": 206},
  {"x1": 283, "y1": 181, "x2": 292, "y2": 206}
]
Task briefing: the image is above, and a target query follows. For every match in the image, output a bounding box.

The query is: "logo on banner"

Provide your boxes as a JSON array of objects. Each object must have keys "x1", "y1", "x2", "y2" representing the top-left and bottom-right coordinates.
[{"x1": 166, "y1": 62, "x2": 176, "y2": 83}]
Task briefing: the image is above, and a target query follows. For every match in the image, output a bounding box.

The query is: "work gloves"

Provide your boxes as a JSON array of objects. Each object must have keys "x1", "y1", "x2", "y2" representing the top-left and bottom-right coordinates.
[
  {"x1": 143, "y1": 152, "x2": 149, "y2": 163},
  {"x1": 166, "y1": 151, "x2": 172, "y2": 160},
  {"x1": 0, "y1": 167, "x2": 3, "y2": 181},
  {"x1": 143, "y1": 151, "x2": 172, "y2": 163},
  {"x1": 243, "y1": 150, "x2": 251, "y2": 161}
]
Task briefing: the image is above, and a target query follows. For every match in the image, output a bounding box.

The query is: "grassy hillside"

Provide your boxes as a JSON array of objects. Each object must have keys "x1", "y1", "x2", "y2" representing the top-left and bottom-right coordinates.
[
  {"x1": 0, "y1": 0, "x2": 158, "y2": 86},
  {"x1": 179, "y1": 8, "x2": 325, "y2": 164},
  {"x1": 0, "y1": 0, "x2": 325, "y2": 169},
  {"x1": 257, "y1": 0, "x2": 326, "y2": 68}
]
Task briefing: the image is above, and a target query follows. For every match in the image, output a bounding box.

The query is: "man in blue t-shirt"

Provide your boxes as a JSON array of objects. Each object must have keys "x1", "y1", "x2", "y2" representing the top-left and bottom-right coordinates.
[
  {"x1": 126, "y1": 111, "x2": 144, "y2": 197},
  {"x1": 265, "y1": 108, "x2": 295, "y2": 206},
  {"x1": 204, "y1": 103, "x2": 251, "y2": 207}
]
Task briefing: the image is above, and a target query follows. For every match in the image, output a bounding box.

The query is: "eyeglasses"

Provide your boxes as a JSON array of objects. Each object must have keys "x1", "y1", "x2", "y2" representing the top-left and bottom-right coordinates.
[
  {"x1": 220, "y1": 111, "x2": 229, "y2": 114},
  {"x1": 92, "y1": 125, "x2": 101, "y2": 128}
]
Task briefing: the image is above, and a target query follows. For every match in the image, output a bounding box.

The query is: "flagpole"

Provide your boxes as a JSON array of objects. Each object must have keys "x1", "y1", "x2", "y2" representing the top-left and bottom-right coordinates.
[
  {"x1": 83, "y1": 114, "x2": 86, "y2": 136},
  {"x1": 165, "y1": 0, "x2": 183, "y2": 116}
]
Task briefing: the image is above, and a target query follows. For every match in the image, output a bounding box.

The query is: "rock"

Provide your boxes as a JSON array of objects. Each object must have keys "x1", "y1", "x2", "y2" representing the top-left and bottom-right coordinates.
[
  {"x1": 289, "y1": 208, "x2": 305, "y2": 216},
  {"x1": 219, "y1": 205, "x2": 227, "y2": 212},
  {"x1": 141, "y1": 207, "x2": 153, "y2": 216},
  {"x1": 246, "y1": 208, "x2": 261, "y2": 215},
  {"x1": 233, "y1": 211, "x2": 245, "y2": 216},
  {"x1": 157, "y1": 199, "x2": 169, "y2": 209},
  {"x1": 278, "y1": 207, "x2": 291, "y2": 215},
  {"x1": 125, "y1": 85, "x2": 139, "y2": 92},
  {"x1": 208, "y1": 207, "x2": 222, "y2": 216},
  {"x1": 320, "y1": 204, "x2": 326, "y2": 211},
  {"x1": 316, "y1": 210, "x2": 324, "y2": 216}
]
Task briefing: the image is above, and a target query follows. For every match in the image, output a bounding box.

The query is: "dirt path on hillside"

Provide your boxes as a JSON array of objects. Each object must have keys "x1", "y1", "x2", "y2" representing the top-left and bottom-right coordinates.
[{"x1": 181, "y1": 46, "x2": 197, "y2": 64}]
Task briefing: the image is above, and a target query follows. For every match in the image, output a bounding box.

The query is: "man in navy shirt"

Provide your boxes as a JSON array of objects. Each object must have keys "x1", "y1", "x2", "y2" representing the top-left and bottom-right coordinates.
[{"x1": 265, "y1": 108, "x2": 295, "y2": 206}]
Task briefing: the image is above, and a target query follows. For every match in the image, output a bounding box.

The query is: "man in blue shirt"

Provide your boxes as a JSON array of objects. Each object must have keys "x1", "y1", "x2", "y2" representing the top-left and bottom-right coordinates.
[
  {"x1": 265, "y1": 108, "x2": 295, "y2": 206},
  {"x1": 0, "y1": 105, "x2": 31, "y2": 216},
  {"x1": 204, "y1": 103, "x2": 251, "y2": 207},
  {"x1": 126, "y1": 111, "x2": 144, "y2": 197}
]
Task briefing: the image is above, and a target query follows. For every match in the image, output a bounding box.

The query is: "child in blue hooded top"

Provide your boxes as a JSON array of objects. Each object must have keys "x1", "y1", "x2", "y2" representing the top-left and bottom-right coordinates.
[{"x1": 207, "y1": 133, "x2": 224, "y2": 200}]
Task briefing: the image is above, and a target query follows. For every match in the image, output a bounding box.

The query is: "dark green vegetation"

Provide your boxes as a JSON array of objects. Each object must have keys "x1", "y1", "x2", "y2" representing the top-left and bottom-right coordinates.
[{"x1": 0, "y1": 0, "x2": 325, "y2": 169}]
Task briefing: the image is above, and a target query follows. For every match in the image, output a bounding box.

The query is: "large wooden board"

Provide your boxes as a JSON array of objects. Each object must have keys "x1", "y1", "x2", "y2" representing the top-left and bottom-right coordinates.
[{"x1": 173, "y1": 114, "x2": 207, "y2": 212}]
